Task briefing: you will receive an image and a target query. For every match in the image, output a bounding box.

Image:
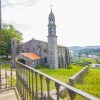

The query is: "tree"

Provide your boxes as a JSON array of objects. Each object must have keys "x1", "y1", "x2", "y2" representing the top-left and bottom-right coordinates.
[{"x1": 0, "y1": 23, "x2": 23, "y2": 58}]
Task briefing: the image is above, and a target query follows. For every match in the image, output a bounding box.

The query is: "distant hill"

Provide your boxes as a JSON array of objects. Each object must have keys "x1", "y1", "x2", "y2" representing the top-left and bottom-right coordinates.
[
  {"x1": 68, "y1": 46, "x2": 82, "y2": 51},
  {"x1": 68, "y1": 45, "x2": 100, "y2": 51},
  {"x1": 84, "y1": 46, "x2": 100, "y2": 49}
]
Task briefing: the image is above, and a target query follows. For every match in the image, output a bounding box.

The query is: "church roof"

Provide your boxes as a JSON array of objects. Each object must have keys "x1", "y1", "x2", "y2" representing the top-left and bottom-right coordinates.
[
  {"x1": 49, "y1": 10, "x2": 55, "y2": 18},
  {"x1": 21, "y1": 53, "x2": 43, "y2": 60},
  {"x1": 20, "y1": 39, "x2": 67, "y2": 48}
]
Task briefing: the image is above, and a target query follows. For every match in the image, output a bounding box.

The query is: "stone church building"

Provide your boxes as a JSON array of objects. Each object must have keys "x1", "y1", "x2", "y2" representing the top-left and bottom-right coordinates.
[{"x1": 11, "y1": 9, "x2": 70, "y2": 69}]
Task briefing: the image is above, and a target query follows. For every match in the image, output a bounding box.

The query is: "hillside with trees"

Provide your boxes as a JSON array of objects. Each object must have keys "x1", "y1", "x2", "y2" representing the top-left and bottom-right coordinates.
[
  {"x1": 69, "y1": 47, "x2": 100, "y2": 66},
  {"x1": 77, "y1": 48, "x2": 100, "y2": 56}
]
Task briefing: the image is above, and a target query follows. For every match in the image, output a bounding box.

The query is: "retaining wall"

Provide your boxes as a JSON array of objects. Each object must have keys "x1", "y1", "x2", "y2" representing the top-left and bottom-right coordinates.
[{"x1": 69, "y1": 66, "x2": 89, "y2": 86}]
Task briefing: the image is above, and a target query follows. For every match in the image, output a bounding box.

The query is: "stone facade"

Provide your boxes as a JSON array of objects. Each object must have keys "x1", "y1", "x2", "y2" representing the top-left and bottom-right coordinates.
[{"x1": 11, "y1": 9, "x2": 70, "y2": 69}]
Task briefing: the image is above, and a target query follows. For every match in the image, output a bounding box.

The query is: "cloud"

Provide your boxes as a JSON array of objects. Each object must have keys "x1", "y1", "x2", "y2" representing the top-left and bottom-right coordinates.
[
  {"x1": 1, "y1": 0, "x2": 12, "y2": 7},
  {"x1": 1, "y1": 0, "x2": 37, "y2": 8},
  {"x1": 3, "y1": 19, "x2": 33, "y2": 31}
]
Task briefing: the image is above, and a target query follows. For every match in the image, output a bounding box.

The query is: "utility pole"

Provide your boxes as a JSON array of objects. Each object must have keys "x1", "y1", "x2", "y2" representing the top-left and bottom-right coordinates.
[{"x1": 0, "y1": 0, "x2": 2, "y2": 44}]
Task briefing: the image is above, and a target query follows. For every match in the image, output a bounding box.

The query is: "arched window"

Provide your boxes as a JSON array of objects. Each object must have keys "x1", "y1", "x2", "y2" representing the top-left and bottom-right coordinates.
[
  {"x1": 44, "y1": 57, "x2": 47, "y2": 63},
  {"x1": 22, "y1": 50, "x2": 24, "y2": 52},
  {"x1": 26, "y1": 47, "x2": 29, "y2": 52},
  {"x1": 44, "y1": 49, "x2": 47, "y2": 53},
  {"x1": 52, "y1": 19, "x2": 53, "y2": 21},
  {"x1": 33, "y1": 48, "x2": 35, "y2": 52}
]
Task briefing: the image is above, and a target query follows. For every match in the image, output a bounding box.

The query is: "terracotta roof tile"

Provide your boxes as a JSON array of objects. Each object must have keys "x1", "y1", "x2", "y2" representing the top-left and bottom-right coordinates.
[{"x1": 21, "y1": 53, "x2": 43, "y2": 60}]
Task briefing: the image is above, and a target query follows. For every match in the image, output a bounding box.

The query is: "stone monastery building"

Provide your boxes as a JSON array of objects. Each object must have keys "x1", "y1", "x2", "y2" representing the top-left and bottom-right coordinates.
[{"x1": 11, "y1": 9, "x2": 70, "y2": 69}]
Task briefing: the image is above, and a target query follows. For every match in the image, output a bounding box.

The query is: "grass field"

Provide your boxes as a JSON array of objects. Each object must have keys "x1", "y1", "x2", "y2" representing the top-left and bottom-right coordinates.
[
  {"x1": 81, "y1": 57, "x2": 97, "y2": 63},
  {"x1": 74, "y1": 67, "x2": 100, "y2": 98},
  {"x1": 37, "y1": 65, "x2": 83, "y2": 83}
]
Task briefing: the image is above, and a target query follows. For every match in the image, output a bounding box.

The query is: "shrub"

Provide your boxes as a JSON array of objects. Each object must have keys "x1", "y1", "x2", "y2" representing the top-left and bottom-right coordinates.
[
  {"x1": 37, "y1": 64, "x2": 42, "y2": 69},
  {"x1": 96, "y1": 61, "x2": 100, "y2": 64},
  {"x1": 67, "y1": 65, "x2": 72, "y2": 69}
]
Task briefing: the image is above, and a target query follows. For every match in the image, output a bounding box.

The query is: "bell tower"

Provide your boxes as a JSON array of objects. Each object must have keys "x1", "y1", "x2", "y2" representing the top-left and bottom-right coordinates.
[{"x1": 47, "y1": 8, "x2": 58, "y2": 69}]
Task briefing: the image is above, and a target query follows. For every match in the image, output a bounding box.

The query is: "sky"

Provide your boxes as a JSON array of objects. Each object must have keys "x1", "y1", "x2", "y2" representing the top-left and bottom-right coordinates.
[{"x1": 2, "y1": 0, "x2": 100, "y2": 47}]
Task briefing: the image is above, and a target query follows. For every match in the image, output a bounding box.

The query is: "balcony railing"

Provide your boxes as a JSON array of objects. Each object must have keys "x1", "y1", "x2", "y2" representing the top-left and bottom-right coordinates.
[
  {"x1": 0, "y1": 61, "x2": 99, "y2": 100},
  {"x1": 0, "y1": 61, "x2": 16, "y2": 89},
  {"x1": 16, "y1": 61, "x2": 99, "y2": 100}
]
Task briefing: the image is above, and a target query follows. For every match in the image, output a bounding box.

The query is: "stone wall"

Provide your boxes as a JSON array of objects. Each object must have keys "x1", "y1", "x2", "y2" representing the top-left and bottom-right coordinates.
[
  {"x1": 69, "y1": 66, "x2": 89, "y2": 85},
  {"x1": 11, "y1": 38, "x2": 19, "y2": 68}
]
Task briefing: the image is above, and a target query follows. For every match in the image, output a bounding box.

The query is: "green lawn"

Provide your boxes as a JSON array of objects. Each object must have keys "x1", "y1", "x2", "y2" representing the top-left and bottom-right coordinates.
[
  {"x1": 81, "y1": 57, "x2": 96, "y2": 63},
  {"x1": 74, "y1": 67, "x2": 100, "y2": 98},
  {"x1": 37, "y1": 65, "x2": 83, "y2": 83}
]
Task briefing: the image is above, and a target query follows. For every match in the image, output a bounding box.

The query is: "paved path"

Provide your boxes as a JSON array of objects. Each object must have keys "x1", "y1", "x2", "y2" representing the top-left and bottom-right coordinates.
[{"x1": 0, "y1": 89, "x2": 19, "y2": 100}]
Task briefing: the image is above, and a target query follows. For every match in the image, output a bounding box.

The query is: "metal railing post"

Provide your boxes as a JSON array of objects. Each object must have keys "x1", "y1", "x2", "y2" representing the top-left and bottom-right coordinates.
[
  {"x1": 40, "y1": 74, "x2": 43, "y2": 99},
  {"x1": 46, "y1": 78, "x2": 50, "y2": 100},
  {"x1": 11, "y1": 63, "x2": 12, "y2": 87},
  {"x1": 29, "y1": 69, "x2": 31, "y2": 100},
  {"x1": 5, "y1": 62, "x2": 7, "y2": 88},
  {"x1": 35, "y1": 72, "x2": 38, "y2": 100},
  {"x1": 68, "y1": 90, "x2": 76, "y2": 100},
  {"x1": 55, "y1": 83, "x2": 60, "y2": 100},
  {"x1": 26, "y1": 67, "x2": 29, "y2": 100},
  {"x1": 31, "y1": 70, "x2": 34, "y2": 100}
]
